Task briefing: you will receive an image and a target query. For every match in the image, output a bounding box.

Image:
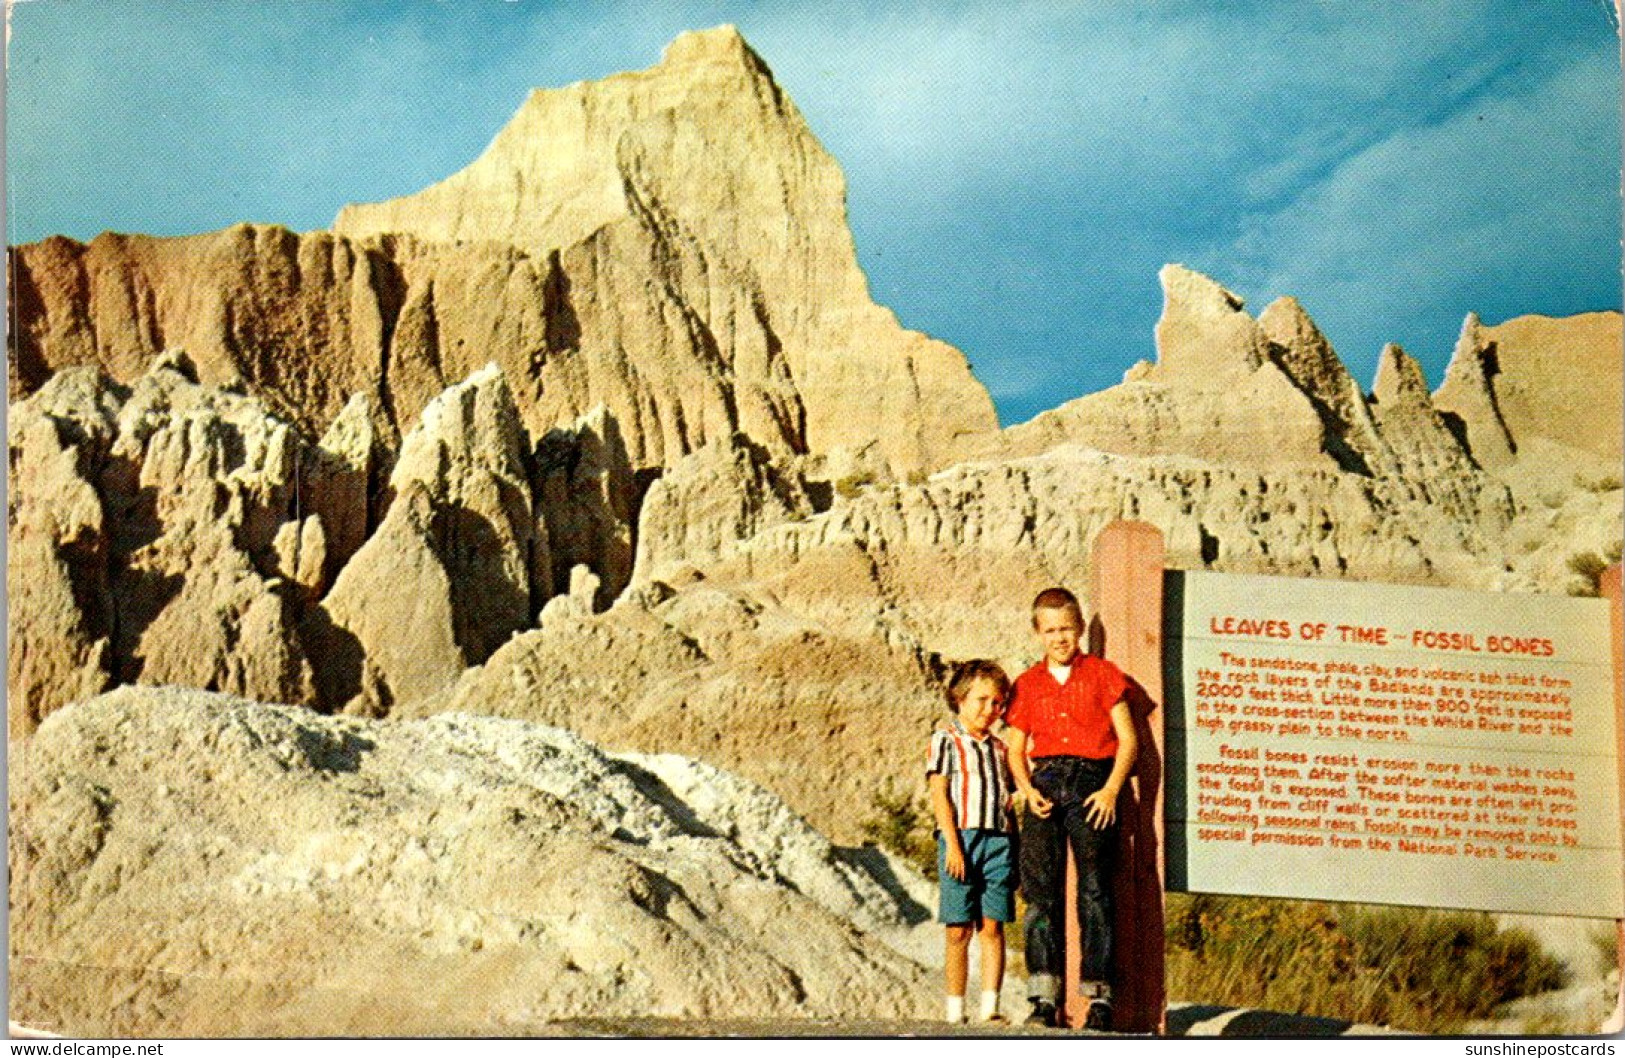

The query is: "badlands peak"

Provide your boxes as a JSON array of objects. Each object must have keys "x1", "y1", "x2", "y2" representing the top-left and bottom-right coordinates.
[
  {"x1": 661, "y1": 23, "x2": 763, "y2": 69},
  {"x1": 333, "y1": 24, "x2": 790, "y2": 255},
  {"x1": 331, "y1": 25, "x2": 1000, "y2": 469}
]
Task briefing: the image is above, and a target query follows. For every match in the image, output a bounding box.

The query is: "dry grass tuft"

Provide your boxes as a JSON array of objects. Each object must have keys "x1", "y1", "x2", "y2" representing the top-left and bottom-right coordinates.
[{"x1": 1165, "y1": 893, "x2": 1568, "y2": 1033}]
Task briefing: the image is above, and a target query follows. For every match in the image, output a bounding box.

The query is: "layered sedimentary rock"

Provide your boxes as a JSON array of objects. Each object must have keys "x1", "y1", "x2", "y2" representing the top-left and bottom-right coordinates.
[
  {"x1": 9, "y1": 28, "x2": 998, "y2": 477},
  {"x1": 9, "y1": 687, "x2": 933, "y2": 1036},
  {"x1": 533, "y1": 405, "x2": 639, "y2": 608},
  {"x1": 6, "y1": 371, "x2": 120, "y2": 735},
  {"x1": 633, "y1": 432, "x2": 814, "y2": 583},
  {"x1": 334, "y1": 26, "x2": 997, "y2": 472},
  {"x1": 979, "y1": 266, "x2": 1515, "y2": 584},
  {"x1": 998, "y1": 267, "x2": 1353, "y2": 469}
]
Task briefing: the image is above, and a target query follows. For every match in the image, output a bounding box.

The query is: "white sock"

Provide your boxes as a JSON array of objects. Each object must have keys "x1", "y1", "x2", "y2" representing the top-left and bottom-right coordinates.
[
  {"x1": 980, "y1": 989, "x2": 1000, "y2": 1020},
  {"x1": 945, "y1": 995, "x2": 966, "y2": 1023}
]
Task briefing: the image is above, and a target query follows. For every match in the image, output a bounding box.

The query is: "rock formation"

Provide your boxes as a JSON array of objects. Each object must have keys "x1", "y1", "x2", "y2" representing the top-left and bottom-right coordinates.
[
  {"x1": 8, "y1": 264, "x2": 1615, "y2": 822},
  {"x1": 7, "y1": 354, "x2": 320, "y2": 733},
  {"x1": 633, "y1": 431, "x2": 814, "y2": 583},
  {"x1": 9, "y1": 687, "x2": 934, "y2": 1036},
  {"x1": 9, "y1": 28, "x2": 999, "y2": 478},
  {"x1": 426, "y1": 576, "x2": 947, "y2": 843},
  {"x1": 309, "y1": 365, "x2": 543, "y2": 715},
  {"x1": 6, "y1": 370, "x2": 118, "y2": 735},
  {"x1": 334, "y1": 26, "x2": 997, "y2": 473},
  {"x1": 1435, "y1": 311, "x2": 1623, "y2": 489}
]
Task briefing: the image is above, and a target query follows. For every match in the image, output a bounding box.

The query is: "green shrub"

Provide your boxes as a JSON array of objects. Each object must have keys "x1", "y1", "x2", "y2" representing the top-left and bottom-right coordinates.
[
  {"x1": 1566, "y1": 540, "x2": 1623, "y2": 596},
  {"x1": 834, "y1": 470, "x2": 878, "y2": 500},
  {"x1": 859, "y1": 784, "x2": 936, "y2": 876},
  {"x1": 1588, "y1": 923, "x2": 1620, "y2": 976},
  {"x1": 1165, "y1": 894, "x2": 1567, "y2": 1033},
  {"x1": 1574, "y1": 472, "x2": 1624, "y2": 492}
]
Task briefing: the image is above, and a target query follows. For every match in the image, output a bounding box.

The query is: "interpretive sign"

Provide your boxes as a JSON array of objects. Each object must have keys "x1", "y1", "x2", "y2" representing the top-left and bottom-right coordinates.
[{"x1": 1164, "y1": 570, "x2": 1623, "y2": 918}]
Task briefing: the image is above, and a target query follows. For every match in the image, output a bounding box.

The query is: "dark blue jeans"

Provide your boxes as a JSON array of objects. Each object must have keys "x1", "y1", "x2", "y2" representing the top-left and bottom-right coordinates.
[{"x1": 1020, "y1": 756, "x2": 1116, "y2": 1001}]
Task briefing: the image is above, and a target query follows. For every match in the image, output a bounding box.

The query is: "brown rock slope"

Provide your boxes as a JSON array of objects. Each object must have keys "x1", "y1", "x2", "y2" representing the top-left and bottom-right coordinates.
[
  {"x1": 9, "y1": 687, "x2": 934, "y2": 1036},
  {"x1": 8, "y1": 27, "x2": 997, "y2": 477}
]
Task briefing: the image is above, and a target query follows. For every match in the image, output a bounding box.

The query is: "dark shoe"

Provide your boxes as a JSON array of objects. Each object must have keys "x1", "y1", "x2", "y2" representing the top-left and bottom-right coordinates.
[
  {"x1": 1024, "y1": 1001, "x2": 1057, "y2": 1028},
  {"x1": 1083, "y1": 998, "x2": 1112, "y2": 1032}
]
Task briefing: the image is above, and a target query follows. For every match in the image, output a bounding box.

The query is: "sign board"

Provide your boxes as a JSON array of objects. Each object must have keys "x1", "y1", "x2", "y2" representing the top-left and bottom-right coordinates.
[{"x1": 1164, "y1": 570, "x2": 1624, "y2": 918}]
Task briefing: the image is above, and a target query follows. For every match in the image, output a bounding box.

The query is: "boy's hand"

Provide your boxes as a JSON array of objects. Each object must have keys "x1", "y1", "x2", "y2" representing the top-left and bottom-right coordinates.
[
  {"x1": 1083, "y1": 788, "x2": 1117, "y2": 829},
  {"x1": 1022, "y1": 787, "x2": 1054, "y2": 819},
  {"x1": 945, "y1": 843, "x2": 967, "y2": 881}
]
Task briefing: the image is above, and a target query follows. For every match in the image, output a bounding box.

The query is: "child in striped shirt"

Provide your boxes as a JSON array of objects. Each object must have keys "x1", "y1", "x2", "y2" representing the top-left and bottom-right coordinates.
[{"x1": 926, "y1": 659, "x2": 1016, "y2": 1025}]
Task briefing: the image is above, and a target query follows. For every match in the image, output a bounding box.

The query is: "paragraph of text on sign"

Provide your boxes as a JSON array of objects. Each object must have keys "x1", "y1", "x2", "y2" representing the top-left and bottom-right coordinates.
[{"x1": 1173, "y1": 571, "x2": 1621, "y2": 918}]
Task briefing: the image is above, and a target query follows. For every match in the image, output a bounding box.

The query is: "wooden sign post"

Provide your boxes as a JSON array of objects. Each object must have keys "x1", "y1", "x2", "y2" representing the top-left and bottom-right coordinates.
[
  {"x1": 1602, "y1": 562, "x2": 1623, "y2": 1035},
  {"x1": 1062, "y1": 520, "x2": 1167, "y2": 1033}
]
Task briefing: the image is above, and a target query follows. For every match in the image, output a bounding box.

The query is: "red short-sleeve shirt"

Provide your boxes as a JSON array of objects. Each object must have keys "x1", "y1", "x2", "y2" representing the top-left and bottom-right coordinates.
[{"x1": 1003, "y1": 654, "x2": 1128, "y2": 760}]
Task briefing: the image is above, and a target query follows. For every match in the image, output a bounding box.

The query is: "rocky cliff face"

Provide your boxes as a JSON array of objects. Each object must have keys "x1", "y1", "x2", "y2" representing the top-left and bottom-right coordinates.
[
  {"x1": 333, "y1": 27, "x2": 997, "y2": 473},
  {"x1": 1435, "y1": 311, "x2": 1623, "y2": 485},
  {"x1": 9, "y1": 687, "x2": 934, "y2": 1036},
  {"x1": 10, "y1": 27, "x2": 998, "y2": 479}
]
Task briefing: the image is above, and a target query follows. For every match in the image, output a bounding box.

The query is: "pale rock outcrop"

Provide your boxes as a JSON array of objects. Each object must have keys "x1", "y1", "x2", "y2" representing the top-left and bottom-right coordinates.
[
  {"x1": 1148, "y1": 263, "x2": 1272, "y2": 382},
  {"x1": 1258, "y1": 296, "x2": 1389, "y2": 475},
  {"x1": 311, "y1": 365, "x2": 542, "y2": 714},
  {"x1": 724, "y1": 447, "x2": 1514, "y2": 661},
  {"x1": 91, "y1": 353, "x2": 317, "y2": 705},
  {"x1": 1435, "y1": 310, "x2": 1624, "y2": 488},
  {"x1": 1474, "y1": 312, "x2": 1622, "y2": 465},
  {"x1": 533, "y1": 405, "x2": 638, "y2": 608},
  {"x1": 6, "y1": 359, "x2": 338, "y2": 724},
  {"x1": 995, "y1": 267, "x2": 1343, "y2": 468},
  {"x1": 9, "y1": 227, "x2": 399, "y2": 428},
  {"x1": 633, "y1": 432, "x2": 813, "y2": 584},
  {"x1": 1430, "y1": 312, "x2": 1622, "y2": 587},
  {"x1": 303, "y1": 391, "x2": 383, "y2": 587},
  {"x1": 434, "y1": 427, "x2": 1523, "y2": 839},
  {"x1": 1369, "y1": 344, "x2": 1512, "y2": 527},
  {"x1": 9, "y1": 687, "x2": 933, "y2": 1036},
  {"x1": 990, "y1": 269, "x2": 1515, "y2": 566},
  {"x1": 1433, "y1": 313, "x2": 1519, "y2": 470}
]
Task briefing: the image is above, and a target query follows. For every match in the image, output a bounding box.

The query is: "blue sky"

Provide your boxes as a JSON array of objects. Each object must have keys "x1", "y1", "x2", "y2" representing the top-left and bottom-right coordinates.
[{"x1": 7, "y1": 1, "x2": 1620, "y2": 425}]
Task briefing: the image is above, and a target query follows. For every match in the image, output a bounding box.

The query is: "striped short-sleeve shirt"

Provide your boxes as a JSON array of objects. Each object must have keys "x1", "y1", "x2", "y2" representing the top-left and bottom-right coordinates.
[{"x1": 926, "y1": 720, "x2": 1014, "y2": 832}]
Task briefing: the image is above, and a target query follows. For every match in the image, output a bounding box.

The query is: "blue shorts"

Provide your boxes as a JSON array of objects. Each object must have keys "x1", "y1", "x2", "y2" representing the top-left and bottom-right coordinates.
[{"x1": 937, "y1": 829, "x2": 1016, "y2": 924}]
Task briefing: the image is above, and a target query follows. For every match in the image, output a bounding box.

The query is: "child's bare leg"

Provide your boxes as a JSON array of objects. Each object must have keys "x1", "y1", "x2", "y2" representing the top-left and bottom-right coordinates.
[
  {"x1": 978, "y1": 918, "x2": 1005, "y2": 993},
  {"x1": 977, "y1": 918, "x2": 1005, "y2": 1019},
  {"x1": 944, "y1": 923, "x2": 973, "y2": 1021}
]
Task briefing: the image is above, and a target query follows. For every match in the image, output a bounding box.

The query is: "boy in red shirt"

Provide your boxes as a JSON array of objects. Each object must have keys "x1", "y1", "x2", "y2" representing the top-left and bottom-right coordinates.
[{"x1": 1003, "y1": 587, "x2": 1137, "y2": 1030}]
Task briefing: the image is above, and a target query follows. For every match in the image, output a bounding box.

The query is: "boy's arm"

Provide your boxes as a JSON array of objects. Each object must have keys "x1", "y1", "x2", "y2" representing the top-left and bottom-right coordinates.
[
  {"x1": 928, "y1": 774, "x2": 966, "y2": 881},
  {"x1": 1082, "y1": 698, "x2": 1139, "y2": 829},
  {"x1": 1004, "y1": 727, "x2": 1053, "y2": 818}
]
